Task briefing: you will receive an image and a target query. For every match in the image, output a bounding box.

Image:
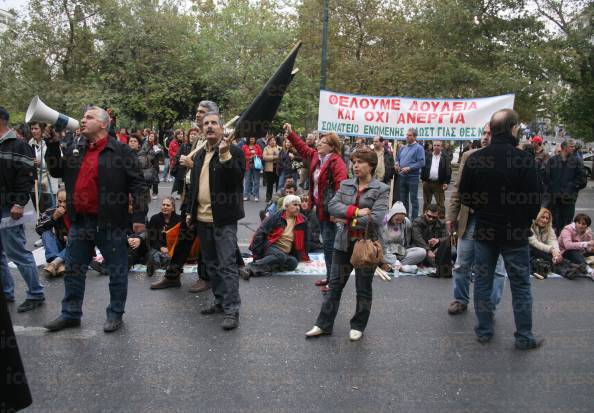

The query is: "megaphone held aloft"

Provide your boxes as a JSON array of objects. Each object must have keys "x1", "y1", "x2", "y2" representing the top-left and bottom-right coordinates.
[{"x1": 25, "y1": 96, "x2": 79, "y2": 131}]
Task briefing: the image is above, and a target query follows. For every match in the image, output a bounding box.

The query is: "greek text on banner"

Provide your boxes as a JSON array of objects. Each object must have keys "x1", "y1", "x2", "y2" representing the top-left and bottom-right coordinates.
[{"x1": 317, "y1": 90, "x2": 515, "y2": 140}]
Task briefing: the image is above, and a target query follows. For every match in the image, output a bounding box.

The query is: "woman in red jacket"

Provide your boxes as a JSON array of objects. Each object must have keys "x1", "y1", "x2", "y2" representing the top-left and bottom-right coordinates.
[
  {"x1": 283, "y1": 123, "x2": 348, "y2": 291},
  {"x1": 243, "y1": 136, "x2": 263, "y2": 201}
]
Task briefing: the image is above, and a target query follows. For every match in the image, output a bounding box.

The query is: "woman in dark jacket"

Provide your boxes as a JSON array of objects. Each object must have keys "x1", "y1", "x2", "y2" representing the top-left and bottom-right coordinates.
[
  {"x1": 141, "y1": 131, "x2": 164, "y2": 199},
  {"x1": 305, "y1": 147, "x2": 389, "y2": 341},
  {"x1": 276, "y1": 139, "x2": 302, "y2": 190},
  {"x1": 284, "y1": 123, "x2": 348, "y2": 291},
  {"x1": 129, "y1": 135, "x2": 158, "y2": 200}
]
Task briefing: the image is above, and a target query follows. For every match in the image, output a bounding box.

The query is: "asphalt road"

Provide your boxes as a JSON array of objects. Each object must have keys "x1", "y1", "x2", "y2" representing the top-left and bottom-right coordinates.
[{"x1": 8, "y1": 173, "x2": 594, "y2": 412}]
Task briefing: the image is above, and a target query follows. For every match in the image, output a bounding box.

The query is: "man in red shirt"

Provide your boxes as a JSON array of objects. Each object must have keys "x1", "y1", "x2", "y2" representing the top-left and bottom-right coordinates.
[{"x1": 43, "y1": 107, "x2": 147, "y2": 333}]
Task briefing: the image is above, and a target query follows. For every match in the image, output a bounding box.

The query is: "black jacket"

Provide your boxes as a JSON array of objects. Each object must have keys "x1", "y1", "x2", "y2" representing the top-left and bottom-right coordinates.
[
  {"x1": 147, "y1": 212, "x2": 180, "y2": 250},
  {"x1": 421, "y1": 152, "x2": 452, "y2": 184},
  {"x1": 0, "y1": 130, "x2": 35, "y2": 209},
  {"x1": 35, "y1": 207, "x2": 69, "y2": 248},
  {"x1": 377, "y1": 146, "x2": 395, "y2": 184},
  {"x1": 187, "y1": 143, "x2": 245, "y2": 226},
  {"x1": 543, "y1": 153, "x2": 586, "y2": 199},
  {"x1": 411, "y1": 216, "x2": 449, "y2": 250},
  {"x1": 458, "y1": 132, "x2": 542, "y2": 245},
  {"x1": 45, "y1": 136, "x2": 148, "y2": 229}
]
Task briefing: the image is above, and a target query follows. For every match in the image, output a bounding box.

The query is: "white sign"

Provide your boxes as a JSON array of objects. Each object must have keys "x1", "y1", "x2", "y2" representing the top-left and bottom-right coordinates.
[{"x1": 317, "y1": 90, "x2": 515, "y2": 140}]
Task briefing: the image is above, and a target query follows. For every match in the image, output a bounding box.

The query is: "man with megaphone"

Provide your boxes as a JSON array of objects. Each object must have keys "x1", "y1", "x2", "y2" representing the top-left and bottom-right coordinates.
[{"x1": 43, "y1": 106, "x2": 148, "y2": 333}]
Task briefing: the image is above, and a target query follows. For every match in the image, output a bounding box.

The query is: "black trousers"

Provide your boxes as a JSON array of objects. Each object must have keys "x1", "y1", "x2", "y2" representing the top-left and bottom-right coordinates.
[
  {"x1": 315, "y1": 243, "x2": 375, "y2": 332},
  {"x1": 425, "y1": 238, "x2": 452, "y2": 277},
  {"x1": 549, "y1": 195, "x2": 576, "y2": 235},
  {"x1": 264, "y1": 171, "x2": 277, "y2": 201}
]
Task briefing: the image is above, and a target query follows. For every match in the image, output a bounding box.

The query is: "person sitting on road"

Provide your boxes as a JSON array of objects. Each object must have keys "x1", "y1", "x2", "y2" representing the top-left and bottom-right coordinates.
[
  {"x1": 380, "y1": 201, "x2": 426, "y2": 269},
  {"x1": 126, "y1": 194, "x2": 148, "y2": 269},
  {"x1": 411, "y1": 204, "x2": 452, "y2": 277},
  {"x1": 529, "y1": 208, "x2": 563, "y2": 266},
  {"x1": 146, "y1": 197, "x2": 181, "y2": 276},
  {"x1": 558, "y1": 213, "x2": 594, "y2": 268},
  {"x1": 241, "y1": 195, "x2": 309, "y2": 280},
  {"x1": 36, "y1": 189, "x2": 69, "y2": 278}
]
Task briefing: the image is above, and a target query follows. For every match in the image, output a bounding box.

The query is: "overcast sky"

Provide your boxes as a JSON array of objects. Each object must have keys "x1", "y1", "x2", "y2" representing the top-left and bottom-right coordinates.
[{"x1": 0, "y1": 0, "x2": 27, "y2": 13}]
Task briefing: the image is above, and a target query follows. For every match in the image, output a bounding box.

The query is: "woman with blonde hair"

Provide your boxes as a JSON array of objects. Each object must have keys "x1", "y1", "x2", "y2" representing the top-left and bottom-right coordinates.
[{"x1": 529, "y1": 207, "x2": 563, "y2": 265}]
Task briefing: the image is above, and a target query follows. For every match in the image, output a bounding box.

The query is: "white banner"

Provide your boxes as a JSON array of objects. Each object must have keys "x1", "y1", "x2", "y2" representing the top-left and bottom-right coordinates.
[{"x1": 317, "y1": 90, "x2": 515, "y2": 140}]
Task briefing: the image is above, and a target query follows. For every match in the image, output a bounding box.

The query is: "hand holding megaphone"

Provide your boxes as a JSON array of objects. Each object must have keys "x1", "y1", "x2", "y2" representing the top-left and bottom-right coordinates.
[{"x1": 25, "y1": 96, "x2": 79, "y2": 132}]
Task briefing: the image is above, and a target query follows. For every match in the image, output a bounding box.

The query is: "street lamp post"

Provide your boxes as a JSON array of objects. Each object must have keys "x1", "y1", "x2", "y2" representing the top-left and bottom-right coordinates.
[{"x1": 320, "y1": 0, "x2": 329, "y2": 90}]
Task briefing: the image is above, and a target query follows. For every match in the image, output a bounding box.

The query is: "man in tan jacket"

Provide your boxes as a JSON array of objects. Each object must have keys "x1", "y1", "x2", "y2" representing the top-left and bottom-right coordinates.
[{"x1": 445, "y1": 123, "x2": 506, "y2": 315}]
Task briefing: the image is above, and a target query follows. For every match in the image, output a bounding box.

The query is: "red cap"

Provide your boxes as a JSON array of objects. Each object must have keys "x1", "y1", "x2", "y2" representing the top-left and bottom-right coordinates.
[{"x1": 531, "y1": 135, "x2": 543, "y2": 144}]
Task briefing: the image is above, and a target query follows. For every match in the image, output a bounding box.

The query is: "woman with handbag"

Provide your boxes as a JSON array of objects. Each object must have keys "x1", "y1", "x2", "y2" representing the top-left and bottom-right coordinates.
[
  {"x1": 305, "y1": 147, "x2": 389, "y2": 341},
  {"x1": 284, "y1": 123, "x2": 348, "y2": 292},
  {"x1": 243, "y1": 136, "x2": 263, "y2": 201},
  {"x1": 262, "y1": 136, "x2": 280, "y2": 202}
]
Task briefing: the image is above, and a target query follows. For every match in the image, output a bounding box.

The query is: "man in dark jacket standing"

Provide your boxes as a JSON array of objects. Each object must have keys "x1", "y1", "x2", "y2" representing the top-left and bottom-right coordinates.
[
  {"x1": 459, "y1": 109, "x2": 543, "y2": 350},
  {"x1": 544, "y1": 138, "x2": 586, "y2": 234},
  {"x1": 0, "y1": 106, "x2": 45, "y2": 313},
  {"x1": 421, "y1": 140, "x2": 451, "y2": 218},
  {"x1": 44, "y1": 106, "x2": 148, "y2": 333},
  {"x1": 372, "y1": 135, "x2": 395, "y2": 186},
  {"x1": 186, "y1": 112, "x2": 245, "y2": 330}
]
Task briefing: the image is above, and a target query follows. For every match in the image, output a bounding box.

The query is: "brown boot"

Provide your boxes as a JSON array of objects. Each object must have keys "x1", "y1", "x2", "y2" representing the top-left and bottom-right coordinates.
[
  {"x1": 188, "y1": 278, "x2": 210, "y2": 293},
  {"x1": 55, "y1": 263, "x2": 66, "y2": 277},
  {"x1": 40, "y1": 262, "x2": 58, "y2": 278},
  {"x1": 150, "y1": 276, "x2": 181, "y2": 290}
]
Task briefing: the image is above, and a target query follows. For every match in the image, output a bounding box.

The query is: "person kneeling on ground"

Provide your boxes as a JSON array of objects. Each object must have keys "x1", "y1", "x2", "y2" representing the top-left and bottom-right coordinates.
[
  {"x1": 36, "y1": 189, "x2": 69, "y2": 278},
  {"x1": 241, "y1": 195, "x2": 309, "y2": 280},
  {"x1": 558, "y1": 213, "x2": 594, "y2": 274},
  {"x1": 146, "y1": 197, "x2": 181, "y2": 276},
  {"x1": 380, "y1": 201, "x2": 426, "y2": 269},
  {"x1": 411, "y1": 204, "x2": 452, "y2": 277}
]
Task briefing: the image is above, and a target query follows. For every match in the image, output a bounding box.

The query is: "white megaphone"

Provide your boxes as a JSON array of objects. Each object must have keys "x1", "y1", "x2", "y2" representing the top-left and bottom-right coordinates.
[{"x1": 25, "y1": 96, "x2": 80, "y2": 131}]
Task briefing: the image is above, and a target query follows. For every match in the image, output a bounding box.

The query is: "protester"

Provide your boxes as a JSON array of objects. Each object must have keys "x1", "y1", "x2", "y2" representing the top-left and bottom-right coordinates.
[
  {"x1": 381, "y1": 201, "x2": 426, "y2": 268},
  {"x1": 36, "y1": 189, "x2": 69, "y2": 278},
  {"x1": 169, "y1": 128, "x2": 184, "y2": 199},
  {"x1": 420, "y1": 140, "x2": 451, "y2": 218},
  {"x1": 184, "y1": 112, "x2": 245, "y2": 330},
  {"x1": 277, "y1": 138, "x2": 301, "y2": 190},
  {"x1": 284, "y1": 123, "x2": 348, "y2": 292},
  {"x1": 262, "y1": 136, "x2": 280, "y2": 202},
  {"x1": 354, "y1": 137, "x2": 366, "y2": 151},
  {"x1": 372, "y1": 135, "x2": 394, "y2": 186},
  {"x1": 300, "y1": 194, "x2": 323, "y2": 252},
  {"x1": 43, "y1": 106, "x2": 148, "y2": 333},
  {"x1": 243, "y1": 136, "x2": 263, "y2": 201},
  {"x1": 142, "y1": 131, "x2": 164, "y2": 199},
  {"x1": 241, "y1": 195, "x2": 309, "y2": 279},
  {"x1": 0, "y1": 106, "x2": 46, "y2": 312},
  {"x1": 396, "y1": 128, "x2": 425, "y2": 219},
  {"x1": 558, "y1": 214, "x2": 594, "y2": 266},
  {"x1": 172, "y1": 128, "x2": 200, "y2": 203},
  {"x1": 29, "y1": 122, "x2": 59, "y2": 213},
  {"x1": 531, "y1": 135, "x2": 549, "y2": 169},
  {"x1": 446, "y1": 124, "x2": 506, "y2": 315},
  {"x1": 146, "y1": 197, "x2": 181, "y2": 276},
  {"x1": 544, "y1": 138, "x2": 587, "y2": 234},
  {"x1": 301, "y1": 133, "x2": 317, "y2": 190},
  {"x1": 116, "y1": 127, "x2": 129, "y2": 144},
  {"x1": 411, "y1": 204, "x2": 452, "y2": 277},
  {"x1": 459, "y1": 109, "x2": 543, "y2": 349},
  {"x1": 305, "y1": 147, "x2": 389, "y2": 341},
  {"x1": 529, "y1": 208, "x2": 563, "y2": 265}
]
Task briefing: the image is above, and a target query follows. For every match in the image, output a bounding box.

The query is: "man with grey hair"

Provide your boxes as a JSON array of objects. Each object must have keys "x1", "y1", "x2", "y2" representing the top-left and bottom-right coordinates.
[
  {"x1": 240, "y1": 194, "x2": 309, "y2": 280},
  {"x1": 395, "y1": 128, "x2": 425, "y2": 219},
  {"x1": 544, "y1": 137, "x2": 587, "y2": 234},
  {"x1": 44, "y1": 106, "x2": 148, "y2": 333},
  {"x1": 420, "y1": 139, "x2": 451, "y2": 218}
]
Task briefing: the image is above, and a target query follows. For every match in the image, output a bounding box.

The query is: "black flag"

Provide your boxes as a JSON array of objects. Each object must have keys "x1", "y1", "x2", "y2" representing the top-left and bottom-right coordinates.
[{"x1": 234, "y1": 41, "x2": 302, "y2": 138}]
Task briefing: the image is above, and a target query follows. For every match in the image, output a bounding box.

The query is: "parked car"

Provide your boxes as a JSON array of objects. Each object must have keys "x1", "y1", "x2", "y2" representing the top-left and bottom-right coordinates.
[{"x1": 583, "y1": 153, "x2": 592, "y2": 178}]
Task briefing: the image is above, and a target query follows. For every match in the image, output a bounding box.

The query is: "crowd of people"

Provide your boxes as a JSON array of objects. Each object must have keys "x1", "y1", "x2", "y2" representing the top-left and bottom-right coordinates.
[{"x1": 1, "y1": 102, "x2": 593, "y2": 351}]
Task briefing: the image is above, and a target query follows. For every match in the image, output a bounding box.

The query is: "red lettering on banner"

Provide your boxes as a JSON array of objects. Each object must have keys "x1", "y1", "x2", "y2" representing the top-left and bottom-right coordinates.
[
  {"x1": 453, "y1": 102, "x2": 463, "y2": 111},
  {"x1": 376, "y1": 112, "x2": 388, "y2": 122},
  {"x1": 329, "y1": 94, "x2": 338, "y2": 105},
  {"x1": 364, "y1": 112, "x2": 374, "y2": 121},
  {"x1": 338, "y1": 108, "x2": 355, "y2": 121},
  {"x1": 468, "y1": 101, "x2": 477, "y2": 110},
  {"x1": 339, "y1": 96, "x2": 348, "y2": 107},
  {"x1": 442, "y1": 101, "x2": 451, "y2": 111},
  {"x1": 455, "y1": 113, "x2": 465, "y2": 123},
  {"x1": 360, "y1": 99, "x2": 369, "y2": 109},
  {"x1": 409, "y1": 101, "x2": 418, "y2": 111}
]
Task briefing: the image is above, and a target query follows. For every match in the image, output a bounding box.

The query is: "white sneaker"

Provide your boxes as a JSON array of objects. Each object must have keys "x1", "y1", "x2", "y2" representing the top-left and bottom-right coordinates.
[
  {"x1": 34, "y1": 239, "x2": 43, "y2": 247},
  {"x1": 243, "y1": 196, "x2": 249, "y2": 201},
  {"x1": 152, "y1": 195, "x2": 158, "y2": 200},
  {"x1": 305, "y1": 326, "x2": 325, "y2": 337},
  {"x1": 254, "y1": 197, "x2": 259, "y2": 202},
  {"x1": 349, "y1": 329, "x2": 363, "y2": 341}
]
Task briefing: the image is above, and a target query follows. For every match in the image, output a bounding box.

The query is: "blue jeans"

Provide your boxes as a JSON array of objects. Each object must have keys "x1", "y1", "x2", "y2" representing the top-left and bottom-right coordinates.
[
  {"x1": 398, "y1": 174, "x2": 420, "y2": 219},
  {"x1": 452, "y1": 215, "x2": 505, "y2": 307},
  {"x1": 244, "y1": 167, "x2": 260, "y2": 199},
  {"x1": 249, "y1": 245, "x2": 298, "y2": 274},
  {"x1": 161, "y1": 156, "x2": 170, "y2": 179},
  {"x1": 41, "y1": 230, "x2": 66, "y2": 263},
  {"x1": 0, "y1": 209, "x2": 45, "y2": 301},
  {"x1": 473, "y1": 240, "x2": 535, "y2": 344},
  {"x1": 61, "y1": 216, "x2": 129, "y2": 321},
  {"x1": 196, "y1": 222, "x2": 241, "y2": 315},
  {"x1": 319, "y1": 219, "x2": 337, "y2": 278}
]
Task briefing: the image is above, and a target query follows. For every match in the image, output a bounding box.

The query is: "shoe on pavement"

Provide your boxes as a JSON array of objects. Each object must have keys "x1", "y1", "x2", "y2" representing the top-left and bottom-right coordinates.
[
  {"x1": 221, "y1": 313, "x2": 239, "y2": 330},
  {"x1": 188, "y1": 278, "x2": 210, "y2": 293},
  {"x1": 254, "y1": 197, "x2": 259, "y2": 202},
  {"x1": 515, "y1": 337, "x2": 545, "y2": 350},
  {"x1": 349, "y1": 329, "x2": 363, "y2": 341},
  {"x1": 17, "y1": 298, "x2": 45, "y2": 313},
  {"x1": 150, "y1": 276, "x2": 181, "y2": 290},
  {"x1": 314, "y1": 279, "x2": 328, "y2": 286},
  {"x1": 44, "y1": 317, "x2": 81, "y2": 332},
  {"x1": 40, "y1": 262, "x2": 58, "y2": 278},
  {"x1": 239, "y1": 267, "x2": 252, "y2": 281},
  {"x1": 476, "y1": 335, "x2": 492, "y2": 344},
  {"x1": 103, "y1": 319, "x2": 123, "y2": 333},
  {"x1": 243, "y1": 196, "x2": 249, "y2": 201},
  {"x1": 56, "y1": 262, "x2": 66, "y2": 277},
  {"x1": 201, "y1": 304, "x2": 224, "y2": 315},
  {"x1": 305, "y1": 326, "x2": 329, "y2": 338},
  {"x1": 448, "y1": 300, "x2": 468, "y2": 315}
]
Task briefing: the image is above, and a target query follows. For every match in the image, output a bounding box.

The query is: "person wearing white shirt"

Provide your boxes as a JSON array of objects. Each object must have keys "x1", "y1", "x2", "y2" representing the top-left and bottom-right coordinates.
[{"x1": 420, "y1": 140, "x2": 451, "y2": 218}]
